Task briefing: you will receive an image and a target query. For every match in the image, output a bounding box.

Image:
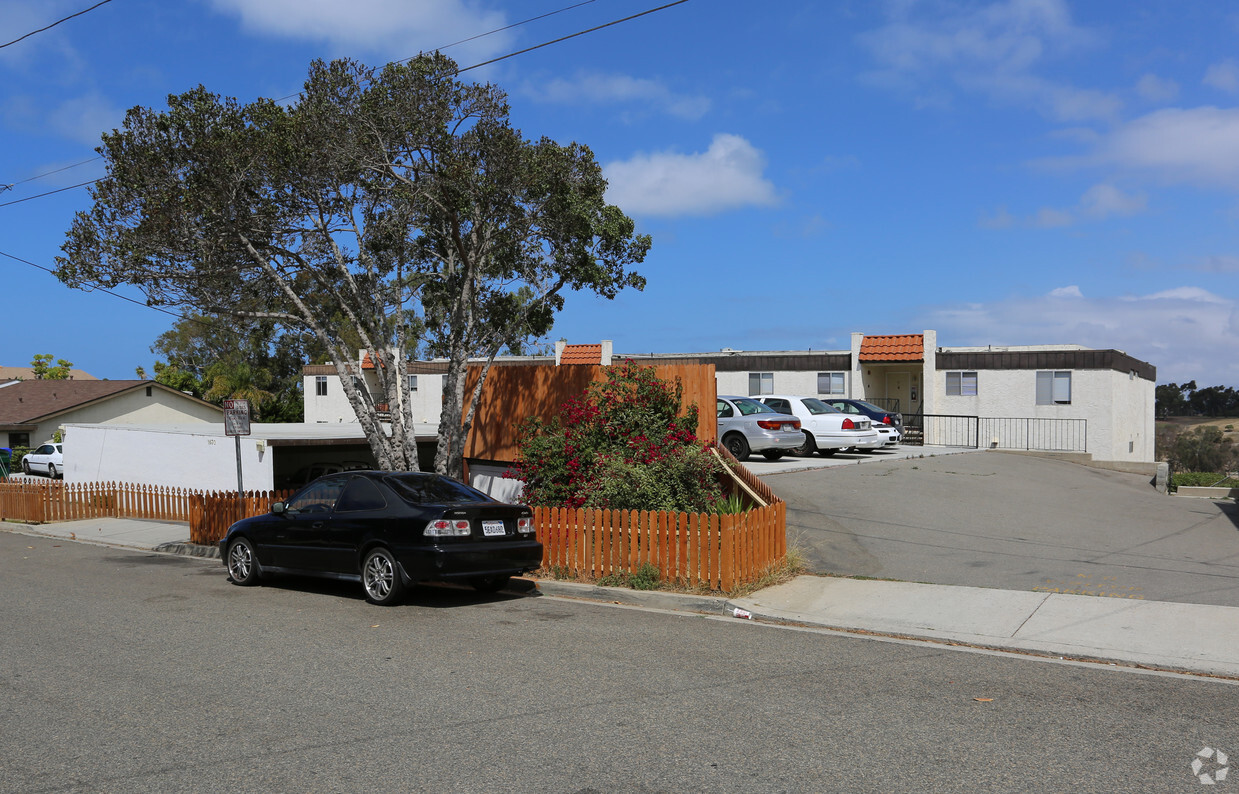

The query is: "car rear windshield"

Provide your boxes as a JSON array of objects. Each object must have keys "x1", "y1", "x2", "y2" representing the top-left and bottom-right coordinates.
[
  {"x1": 854, "y1": 400, "x2": 885, "y2": 412},
  {"x1": 731, "y1": 397, "x2": 777, "y2": 416},
  {"x1": 799, "y1": 398, "x2": 840, "y2": 415},
  {"x1": 384, "y1": 473, "x2": 494, "y2": 505}
]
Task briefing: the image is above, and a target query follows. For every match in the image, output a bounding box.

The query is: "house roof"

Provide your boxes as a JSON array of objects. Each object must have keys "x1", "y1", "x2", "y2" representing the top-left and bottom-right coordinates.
[
  {"x1": 0, "y1": 366, "x2": 98, "y2": 381},
  {"x1": 559, "y1": 343, "x2": 602, "y2": 365},
  {"x1": 859, "y1": 334, "x2": 924, "y2": 362},
  {"x1": 0, "y1": 380, "x2": 221, "y2": 426}
]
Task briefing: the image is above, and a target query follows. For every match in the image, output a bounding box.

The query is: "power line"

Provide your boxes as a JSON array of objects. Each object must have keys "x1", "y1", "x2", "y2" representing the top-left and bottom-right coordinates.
[
  {"x1": 460, "y1": 0, "x2": 690, "y2": 73},
  {"x1": 0, "y1": 0, "x2": 116, "y2": 49},
  {"x1": 3, "y1": 0, "x2": 605, "y2": 188},
  {"x1": 0, "y1": 0, "x2": 691, "y2": 216}
]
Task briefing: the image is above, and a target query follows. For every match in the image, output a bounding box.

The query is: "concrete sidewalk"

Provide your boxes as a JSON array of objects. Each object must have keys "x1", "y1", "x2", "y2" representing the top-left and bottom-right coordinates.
[{"x1": 4, "y1": 516, "x2": 1238, "y2": 679}]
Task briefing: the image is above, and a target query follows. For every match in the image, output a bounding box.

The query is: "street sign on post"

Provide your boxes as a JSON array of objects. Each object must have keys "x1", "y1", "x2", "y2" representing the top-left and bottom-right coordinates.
[{"x1": 222, "y1": 399, "x2": 251, "y2": 522}]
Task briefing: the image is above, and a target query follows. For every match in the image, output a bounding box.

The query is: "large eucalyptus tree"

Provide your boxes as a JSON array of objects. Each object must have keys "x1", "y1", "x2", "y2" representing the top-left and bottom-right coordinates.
[{"x1": 58, "y1": 54, "x2": 649, "y2": 477}]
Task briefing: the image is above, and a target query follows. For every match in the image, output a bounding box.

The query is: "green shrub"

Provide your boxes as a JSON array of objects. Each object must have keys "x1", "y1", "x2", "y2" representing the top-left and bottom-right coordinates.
[
  {"x1": 511, "y1": 361, "x2": 723, "y2": 513},
  {"x1": 1167, "y1": 426, "x2": 1237, "y2": 473},
  {"x1": 1170, "y1": 472, "x2": 1239, "y2": 489}
]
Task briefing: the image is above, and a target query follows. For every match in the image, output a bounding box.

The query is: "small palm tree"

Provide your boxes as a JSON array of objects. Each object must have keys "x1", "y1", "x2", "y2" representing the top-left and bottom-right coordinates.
[{"x1": 203, "y1": 362, "x2": 276, "y2": 419}]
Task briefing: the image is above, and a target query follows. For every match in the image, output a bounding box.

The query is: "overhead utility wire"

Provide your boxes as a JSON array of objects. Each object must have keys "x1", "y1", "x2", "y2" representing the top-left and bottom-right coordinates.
[
  {"x1": 0, "y1": 0, "x2": 116, "y2": 49},
  {"x1": 459, "y1": 0, "x2": 689, "y2": 73},
  {"x1": 3, "y1": 0, "x2": 603, "y2": 188}
]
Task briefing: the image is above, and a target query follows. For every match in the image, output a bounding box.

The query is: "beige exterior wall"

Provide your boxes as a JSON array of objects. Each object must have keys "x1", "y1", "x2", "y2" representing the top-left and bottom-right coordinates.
[{"x1": 38, "y1": 388, "x2": 220, "y2": 446}]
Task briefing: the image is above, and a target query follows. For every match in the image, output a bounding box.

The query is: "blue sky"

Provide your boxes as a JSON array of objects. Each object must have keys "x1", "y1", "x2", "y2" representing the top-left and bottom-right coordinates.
[{"x1": 2, "y1": 0, "x2": 1238, "y2": 386}]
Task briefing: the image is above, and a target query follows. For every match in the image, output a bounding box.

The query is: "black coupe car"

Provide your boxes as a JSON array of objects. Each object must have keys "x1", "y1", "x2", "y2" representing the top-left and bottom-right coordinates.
[{"x1": 220, "y1": 471, "x2": 542, "y2": 606}]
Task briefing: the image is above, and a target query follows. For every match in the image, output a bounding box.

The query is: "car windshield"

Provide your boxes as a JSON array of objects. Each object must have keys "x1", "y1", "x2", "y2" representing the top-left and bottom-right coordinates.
[
  {"x1": 800, "y1": 398, "x2": 840, "y2": 415},
  {"x1": 731, "y1": 397, "x2": 776, "y2": 416},
  {"x1": 385, "y1": 473, "x2": 494, "y2": 505}
]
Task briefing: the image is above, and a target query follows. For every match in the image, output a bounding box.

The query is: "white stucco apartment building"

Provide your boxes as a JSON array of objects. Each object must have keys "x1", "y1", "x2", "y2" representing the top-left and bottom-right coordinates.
[{"x1": 303, "y1": 332, "x2": 1157, "y2": 470}]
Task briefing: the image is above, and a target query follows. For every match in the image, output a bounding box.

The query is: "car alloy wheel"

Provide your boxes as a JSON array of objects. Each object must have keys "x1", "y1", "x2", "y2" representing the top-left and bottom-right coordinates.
[
  {"x1": 47, "y1": 463, "x2": 58, "y2": 479},
  {"x1": 362, "y1": 548, "x2": 406, "y2": 606},
  {"x1": 793, "y1": 431, "x2": 816, "y2": 456},
  {"x1": 22, "y1": 459, "x2": 30, "y2": 475},
  {"x1": 227, "y1": 538, "x2": 261, "y2": 586}
]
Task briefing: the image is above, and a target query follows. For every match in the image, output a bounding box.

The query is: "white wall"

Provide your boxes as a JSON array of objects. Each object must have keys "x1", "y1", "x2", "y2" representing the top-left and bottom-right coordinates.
[
  {"x1": 715, "y1": 370, "x2": 853, "y2": 399},
  {"x1": 32, "y1": 387, "x2": 220, "y2": 448},
  {"x1": 931, "y1": 367, "x2": 1155, "y2": 463},
  {"x1": 304, "y1": 372, "x2": 445, "y2": 425},
  {"x1": 65, "y1": 424, "x2": 275, "y2": 491}
]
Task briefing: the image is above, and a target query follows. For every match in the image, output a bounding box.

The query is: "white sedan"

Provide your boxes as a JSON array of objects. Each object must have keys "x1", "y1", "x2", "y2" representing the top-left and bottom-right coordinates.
[
  {"x1": 758, "y1": 395, "x2": 883, "y2": 456},
  {"x1": 23, "y1": 442, "x2": 64, "y2": 478}
]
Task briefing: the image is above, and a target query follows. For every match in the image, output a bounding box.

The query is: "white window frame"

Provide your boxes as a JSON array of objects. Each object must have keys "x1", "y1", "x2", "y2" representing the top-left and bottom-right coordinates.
[
  {"x1": 817, "y1": 372, "x2": 845, "y2": 395},
  {"x1": 408, "y1": 374, "x2": 418, "y2": 393},
  {"x1": 946, "y1": 371, "x2": 977, "y2": 397},
  {"x1": 1036, "y1": 371, "x2": 1072, "y2": 405},
  {"x1": 748, "y1": 372, "x2": 773, "y2": 395},
  {"x1": 315, "y1": 376, "x2": 328, "y2": 396}
]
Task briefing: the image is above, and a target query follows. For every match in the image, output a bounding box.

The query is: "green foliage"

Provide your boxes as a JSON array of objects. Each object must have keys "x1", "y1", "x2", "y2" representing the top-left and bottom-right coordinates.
[
  {"x1": 30, "y1": 354, "x2": 73, "y2": 380},
  {"x1": 597, "y1": 563, "x2": 662, "y2": 591},
  {"x1": 1157, "y1": 381, "x2": 1239, "y2": 417},
  {"x1": 1170, "y1": 472, "x2": 1239, "y2": 489},
  {"x1": 1168, "y1": 426, "x2": 1237, "y2": 473},
  {"x1": 709, "y1": 492, "x2": 749, "y2": 515},
  {"x1": 512, "y1": 361, "x2": 722, "y2": 512},
  {"x1": 56, "y1": 54, "x2": 647, "y2": 476}
]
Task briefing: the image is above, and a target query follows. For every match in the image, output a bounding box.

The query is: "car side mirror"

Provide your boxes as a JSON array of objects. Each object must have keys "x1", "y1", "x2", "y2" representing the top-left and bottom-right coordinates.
[{"x1": 271, "y1": 502, "x2": 287, "y2": 515}]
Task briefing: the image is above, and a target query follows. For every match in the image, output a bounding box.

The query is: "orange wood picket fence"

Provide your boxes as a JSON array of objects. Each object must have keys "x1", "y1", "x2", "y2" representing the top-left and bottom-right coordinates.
[
  {"x1": 534, "y1": 501, "x2": 786, "y2": 591},
  {"x1": 0, "y1": 480, "x2": 288, "y2": 546}
]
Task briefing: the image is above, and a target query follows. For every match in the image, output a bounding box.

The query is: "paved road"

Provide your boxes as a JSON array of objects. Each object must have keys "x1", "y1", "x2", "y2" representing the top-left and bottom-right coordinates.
[
  {"x1": 768, "y1": 451, "x2": 1239, "y2": 606},
  {"x1": 2, "y1": 532, "x2": 1237, "y2": 792}
]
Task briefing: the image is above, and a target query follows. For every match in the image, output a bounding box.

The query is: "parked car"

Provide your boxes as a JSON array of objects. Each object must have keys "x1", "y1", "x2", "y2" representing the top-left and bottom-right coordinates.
[
  {"x1": 716, "y1": 395, "x2": 803, "y2": 462},
  {"x1": 22, "y1": 442, "x2": 64, "y2": 478},
  {"x1": 757, "y1": 395, "x2": 883, "y2": 456},
  {"x1": 220, "y1": 470, "x2": 542, "y2": 605},
  {"x1": 823, "y1": 399, "x2": 903, "y2": 446}
]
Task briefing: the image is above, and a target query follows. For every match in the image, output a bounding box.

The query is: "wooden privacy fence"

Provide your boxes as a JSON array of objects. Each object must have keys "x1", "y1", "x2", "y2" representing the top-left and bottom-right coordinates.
[
  {"x1": 188, "y1": 490, "x2": 291, "y2": 546},
  {"x1": 0, "y1": 480, "x2": 288, "y2": 547},
  {"x1": 534, "y1": 502, "x2": 786, "y2": 592}
]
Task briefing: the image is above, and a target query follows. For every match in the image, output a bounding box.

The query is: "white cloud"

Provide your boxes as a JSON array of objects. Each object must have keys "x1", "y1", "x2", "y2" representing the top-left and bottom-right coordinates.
[
  {"x1": 1135, "y1": 73, "x2": 1178, "y2": 102},
  {"x1": 47, "y1": 93, "x2": 123, "y2": 146},
  {"x1": 524, "y1": 72, "x2": 710, "y2": 121},
  {"x1": 923, "y1": 286, "x2": 1239, "y2": 384},
  {"x1": 208, "y1": 0, "x2": 512, "y2": 62},
  {"x1": 858, "y1": 0, "x2": 1118, "y2": 122},
  {"x1": 1091, "y1": 107, "x2": 1239, "y2": 188},
  {"x1": 1203, "y1": 58, "x2": 1239, "y2": 93},
  {"x1": 982, "y1": 183, "x2": 1146, "y2": 228},
  {"x1": 604, "y1": 134, "x2": 778, "y2": 218}
]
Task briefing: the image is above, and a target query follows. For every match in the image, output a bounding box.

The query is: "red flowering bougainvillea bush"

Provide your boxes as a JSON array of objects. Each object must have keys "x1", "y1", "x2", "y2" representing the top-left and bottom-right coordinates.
[{"x1": 511, "y1": 361, "x2": 724, "y2": 512}]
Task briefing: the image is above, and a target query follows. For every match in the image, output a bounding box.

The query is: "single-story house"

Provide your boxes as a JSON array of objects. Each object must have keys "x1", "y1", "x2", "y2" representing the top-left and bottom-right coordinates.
[
  {"x1": 62, "y1": 422, "x2": 439, "y2": 491},
  {"x1": 0, "y1": 379, "x2": 223, "y2": 450},
  {"x1": 303, "y1": 331, "x2": 1156, "y2": 470}
]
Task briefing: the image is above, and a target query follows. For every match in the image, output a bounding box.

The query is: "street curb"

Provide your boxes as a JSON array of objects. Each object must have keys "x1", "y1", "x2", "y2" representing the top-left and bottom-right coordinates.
[
  {"x1": 155, "y1": 541, "x2": 220, "y2": 559},
  {"x1": 527, "y1": 578, "x2": 736, "y2": 616}
]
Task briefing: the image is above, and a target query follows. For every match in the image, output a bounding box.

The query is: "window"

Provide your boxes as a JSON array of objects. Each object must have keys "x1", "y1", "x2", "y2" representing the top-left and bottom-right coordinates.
[
  {"x1": 408, "y1": 375, "x2": 418, "y2": 393},
  {"x1": 817, "y1": 372, "x2": 845, "y2": 395},
  {"x1": 748, "y1": 372, "x2": 773, "y2": 395},
  {"x1": 335, "y1": 477, "x2": 388, "y2": 512},
  {"x1": 1036, "y1": 371, "x2": 1072, "y2": 405},
  {"x1": 315, "y1": 376, "x2": 328, "y2": 396},
  {"x1": 10, "y1": 433, "x2": 29, "y2": 448},
  {"x1": 145, "y1": 386, "x2": 152, "y2": 397},
  {"x1": 946, "y1": 371, "x2": 978, "y2": 396},
  {"x1": 716, "y1": 399, "x2": 734, "y2": 419}
]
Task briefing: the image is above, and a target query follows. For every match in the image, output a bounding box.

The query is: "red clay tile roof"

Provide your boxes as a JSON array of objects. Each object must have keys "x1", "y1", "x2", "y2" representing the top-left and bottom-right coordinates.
[
  {"x1": 560, "y1": 344, "x2": 602, "y2": 365},
  {"x1": 361, "y1": 351, "x2": 376, "y2": 369},
  {"x1": 859, "y1": 334, "x2": 924, "y2": 362}
]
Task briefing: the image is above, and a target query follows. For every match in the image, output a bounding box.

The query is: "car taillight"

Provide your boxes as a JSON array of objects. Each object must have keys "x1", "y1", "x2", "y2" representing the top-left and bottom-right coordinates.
[
  {"x1": 883, "y1": 416, "x2": 893, "y2": 425},
  {"x1": 841, "y1": 418, "x2": 854, "y2": 429},
  {"x1": 517, "y1": 516, "x2": 535, "y2": 534},
  {"x1": 757, "y1": 418, "x2": 800, "y2": 430},
  {"x1": 425, "y1": 518, "x2": 471, "y2": 537}
]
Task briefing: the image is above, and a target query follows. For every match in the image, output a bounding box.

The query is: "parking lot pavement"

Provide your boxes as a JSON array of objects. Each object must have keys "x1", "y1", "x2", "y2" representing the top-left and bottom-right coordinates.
[{"x1": 739, "y1": 443, "x2": 975, "y2": 475}]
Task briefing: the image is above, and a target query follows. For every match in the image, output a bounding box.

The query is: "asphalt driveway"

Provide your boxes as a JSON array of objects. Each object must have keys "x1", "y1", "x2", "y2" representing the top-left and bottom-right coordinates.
[{"x1": 764, "y1": 451, "x2": 1239, "y2": 607}]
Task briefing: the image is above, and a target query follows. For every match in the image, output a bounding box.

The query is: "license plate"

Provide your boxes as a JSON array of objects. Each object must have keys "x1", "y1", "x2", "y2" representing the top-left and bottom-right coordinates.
[
  {"x1": 482, "y1": 520, "x2": 506, "y2": 537},
  {"x1": 783, "y1": 424, "x2": 796, "y2": 432}
]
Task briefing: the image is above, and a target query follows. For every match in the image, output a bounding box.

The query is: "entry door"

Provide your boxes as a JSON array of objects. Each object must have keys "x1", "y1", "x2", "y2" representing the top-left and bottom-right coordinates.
[{"x1": 888, "y1": 372, "x2": 911, "y2": 414}]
